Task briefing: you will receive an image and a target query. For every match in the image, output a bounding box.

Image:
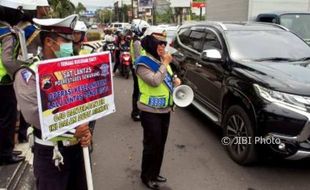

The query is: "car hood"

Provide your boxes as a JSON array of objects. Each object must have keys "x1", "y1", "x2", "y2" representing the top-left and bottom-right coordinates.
[{"x1": 234, "y1": 60, "x2": 310, "y2": 96}]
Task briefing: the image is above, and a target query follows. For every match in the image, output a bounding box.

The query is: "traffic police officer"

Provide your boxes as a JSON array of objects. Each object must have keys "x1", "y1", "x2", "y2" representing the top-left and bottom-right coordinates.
[
  {"x1": 135, "y1": 27, "x2": 181, "y2": 189},
  {"x1": 73, "y1": 20, "x2": 88, "y2": 55},
  {"x1": 0, "y1": 0, "x2": 41, "y2": 165},
  {"x1": 130, "y1": 20, "x2": 149, "y2": 121},
  {"x1": 14, "y1": 14, "x2": 91, "y2": 190}
]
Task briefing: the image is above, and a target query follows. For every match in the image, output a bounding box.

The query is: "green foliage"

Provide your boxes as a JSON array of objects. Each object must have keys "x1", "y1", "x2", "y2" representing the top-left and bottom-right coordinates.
[
  {"x1": 156, "y1": 8, "x2": 174, "y2": 24},
  {"x1": 48, "y1": 0, "x2": 86, "y2": 18},
  {"x1": 191, "y1": 13, "x2": 202, "y2": 21},
  {"x1": 95, "y1": 9, "x2": 113, "y2": 24},
  {"x1": 75, "y1": 2, "x2": 86, "y2": 16},
  {"x1": 119, "y1": 5, "x2": 130, "y2": 22}
]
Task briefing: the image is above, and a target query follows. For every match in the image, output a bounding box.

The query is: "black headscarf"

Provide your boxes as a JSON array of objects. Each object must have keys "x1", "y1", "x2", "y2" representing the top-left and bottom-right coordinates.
[
  {"x1": 141, "y1": 35, "x2": 162, "y2": 61},
  {"x1": 0, "y1": 6, "x2": 35, "y2": 25},
  {"x1": 0, "y1": 6, "x2": 23, "y2": 25}
]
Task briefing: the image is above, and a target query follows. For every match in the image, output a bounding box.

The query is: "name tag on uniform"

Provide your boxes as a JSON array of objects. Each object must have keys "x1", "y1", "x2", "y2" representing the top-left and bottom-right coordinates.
[{"x1": 148, "y1": 97, "x2": 166, "y2": 108}]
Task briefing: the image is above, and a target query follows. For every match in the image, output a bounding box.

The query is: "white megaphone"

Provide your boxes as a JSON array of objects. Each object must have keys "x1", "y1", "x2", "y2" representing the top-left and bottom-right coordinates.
[{"x1": 173, "y1": 85, "x2": 194, "y2": 107}]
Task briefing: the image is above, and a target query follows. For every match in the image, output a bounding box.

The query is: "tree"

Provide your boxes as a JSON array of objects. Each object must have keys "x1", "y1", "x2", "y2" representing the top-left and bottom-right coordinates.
[
  {"x1": 118, "y1": 5, "x2": 130, "y2": 22},
  {"x1": 75, "y1": 2, "x2": 86, "y2": 16},
  {"x1": 156, "y1": 8, "x2": 174, "y2": 24},
  {"x1": 48, "y1": 0, "x2": 75, "y2": 18},
  {"x1": 95, "y1": 9, "x2": 113, "y2": 24}
]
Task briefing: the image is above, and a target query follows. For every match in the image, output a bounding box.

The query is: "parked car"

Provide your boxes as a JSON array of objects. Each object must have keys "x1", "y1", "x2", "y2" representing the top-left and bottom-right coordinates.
[
  {"x1": 90, "y1": 24, "x2": 98, "y2": 29},
  {"x1": 256, "y1": 12, "x2": 310, "y2": 44},
  {"x1": 171, "y1": 21, "x2": 310, "y2": 165}
]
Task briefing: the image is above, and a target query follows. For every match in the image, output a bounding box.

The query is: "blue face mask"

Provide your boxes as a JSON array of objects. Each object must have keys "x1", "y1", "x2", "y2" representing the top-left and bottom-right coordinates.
[{"x1": 54, "y1": 42, "x2": 73, "y2": 58}]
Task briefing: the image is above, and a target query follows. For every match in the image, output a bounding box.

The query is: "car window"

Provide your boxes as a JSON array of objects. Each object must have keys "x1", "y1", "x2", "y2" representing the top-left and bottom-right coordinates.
[
  {"x1": 203, "y1": 31, "x2": 222, "y2": 50},
  {"x1": 226, "y1": 30, "x2": 310, "y2": 61},
  {"x1": 178, "y1": 28, "x2": 191, "y2": 46},
  {"x1": 188, "y1": 30, "x2": 205, "y2": 52}
]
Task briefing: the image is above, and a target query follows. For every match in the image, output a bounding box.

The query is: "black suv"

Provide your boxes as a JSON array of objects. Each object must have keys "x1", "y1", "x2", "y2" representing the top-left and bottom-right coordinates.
[{"x1": 171, "y1": 21, "x2": 310, "y2": 165}]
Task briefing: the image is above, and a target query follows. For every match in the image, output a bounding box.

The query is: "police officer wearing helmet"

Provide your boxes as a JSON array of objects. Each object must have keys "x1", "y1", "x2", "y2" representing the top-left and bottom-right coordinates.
[
  {"x1": 73, "y1": 20, "x2": 88, "y2": 55},
  {"x1": 14, "y1": 14, "x2": 91, "y2": 190},
  {"x1": 16, "y1": 0, "x2": 51, "y2": 143},
  {"x1": 130, "y1": 20, "x2": 149, "y2": 121},
  {"x1": 0, "y1": 0, "x2": 41, "y2": 165},
  {"x1": 35, "y1": 0, "x2": 50, "y2": 18},
  {"x1": 135, "y1": 26, "x2": 181, "y2": 189}
]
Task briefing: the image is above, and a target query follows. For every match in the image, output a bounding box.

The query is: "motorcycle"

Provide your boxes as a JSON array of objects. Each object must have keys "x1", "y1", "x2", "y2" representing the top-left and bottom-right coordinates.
[
  {"x1": 119, "y1": 44, "x2": 131, "y2": 79},
  {"x1": 103, "y1": 35, "x2": 116, "y2": 62}
]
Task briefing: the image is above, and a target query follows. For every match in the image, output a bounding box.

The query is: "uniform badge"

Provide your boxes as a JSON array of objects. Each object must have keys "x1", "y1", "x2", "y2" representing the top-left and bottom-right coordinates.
[{"x1": 21, "y1": 69, "x2": 33, "y2": 84}]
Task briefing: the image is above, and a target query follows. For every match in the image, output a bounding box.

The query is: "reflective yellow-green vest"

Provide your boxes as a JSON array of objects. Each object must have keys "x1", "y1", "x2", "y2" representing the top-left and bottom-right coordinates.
[
  {"x1": 0, "y1": 21, "x2": 39, "y2": 84},
  {"x1": 130, "y1": 39, "x2": 146, "y2": 63},
  {"x1": 136, "y1": 56, "x2": 174, "y2": 108},
  {"x1": 0, "y1": 22, "x2": 12, "y2": 84}
]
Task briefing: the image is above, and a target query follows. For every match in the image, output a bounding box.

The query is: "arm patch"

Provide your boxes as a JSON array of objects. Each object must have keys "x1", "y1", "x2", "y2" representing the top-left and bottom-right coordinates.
[{"x1": 21, "y1": 69, "x2": 33, "y2": 84}]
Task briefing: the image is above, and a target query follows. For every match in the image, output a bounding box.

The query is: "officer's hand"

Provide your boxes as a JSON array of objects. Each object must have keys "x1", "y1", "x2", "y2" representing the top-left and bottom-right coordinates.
[
  {"x1": 174, "y1": 77, "x2": 181, "y2": 87},
  {"x1": 162, "y1": 53, "x2": 172, "y2": 66},
  {"x1": 75, "y1": 123, "x2": 90, "y2": 139},
  {"x1": 75, "y1": 124, "x2": 92, "y2": 147},
  {"x1": 80, "y1": 130, "x2": 92, "y2": 147}
]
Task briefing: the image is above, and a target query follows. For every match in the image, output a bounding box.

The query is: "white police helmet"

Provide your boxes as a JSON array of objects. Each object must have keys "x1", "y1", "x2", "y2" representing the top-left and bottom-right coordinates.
[
  {"x1": 142, "y1": 26, "x2": 167, "y2": 42},
  {"x1": 74, "y1": 21, "x2": 87, "y2": 32},
  {"x1": 131, "y1": 19, "x2": 150, "y2": 37},
  {"x1": 0, "y1": 0, "x2": 37, "y2": 10},
  {"x1": 35, "y1": 0, "x2": 49, "y2": 7},
  {"x1": 33, "y1": 14, "x2": 78, "y2": 40}
]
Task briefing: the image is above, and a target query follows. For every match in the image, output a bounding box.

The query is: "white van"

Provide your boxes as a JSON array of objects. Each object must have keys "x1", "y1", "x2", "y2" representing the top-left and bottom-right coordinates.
[{"x1": 110, "y1": 22, "x2": 130, "y2": 31}]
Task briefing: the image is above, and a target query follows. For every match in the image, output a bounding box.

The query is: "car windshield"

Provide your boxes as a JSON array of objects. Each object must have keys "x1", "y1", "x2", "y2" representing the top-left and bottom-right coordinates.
[
  {"x1": 225, "y1": 30, "x2": 310, "y2": 61},
  {"x1": 280, "y1": 14, "x2": 310, "y2": 43}
]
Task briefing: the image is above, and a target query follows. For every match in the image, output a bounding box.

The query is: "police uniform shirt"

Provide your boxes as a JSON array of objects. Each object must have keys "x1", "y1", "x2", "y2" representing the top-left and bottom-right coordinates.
[{"x1": 14, "y1": 71, "x2": 41, "y2": 129}]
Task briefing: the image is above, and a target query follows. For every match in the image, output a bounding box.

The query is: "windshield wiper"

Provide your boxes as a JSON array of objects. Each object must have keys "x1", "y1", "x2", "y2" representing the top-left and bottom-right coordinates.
[{"x1": 253, "y1": 57, "x2": 296, "y2": 62}]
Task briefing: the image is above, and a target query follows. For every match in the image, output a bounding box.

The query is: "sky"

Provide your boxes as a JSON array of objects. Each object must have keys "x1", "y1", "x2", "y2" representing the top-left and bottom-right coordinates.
[
  {"x1": 70, "y1": 0, "x2": 115, "y2": 9},
  {"x1": 70, "y1": 0, "x2": 205, "y2": 15},
  {"x1": 70, "y1": 0, "x2": 132, "y2": 9}
]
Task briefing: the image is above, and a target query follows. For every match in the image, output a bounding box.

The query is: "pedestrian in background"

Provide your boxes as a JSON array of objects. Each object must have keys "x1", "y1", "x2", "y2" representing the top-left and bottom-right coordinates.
[
  {"x1": 135, "y1": 27, "x2": 181, "y2": 190},
  {"x1": 113, "y1": 30, "x2": 122, "y2": 75}
]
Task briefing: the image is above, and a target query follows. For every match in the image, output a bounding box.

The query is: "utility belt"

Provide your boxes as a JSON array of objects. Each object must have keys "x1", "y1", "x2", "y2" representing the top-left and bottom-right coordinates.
[
  {"x1": 30, "y1": 127, "x2": 80, "y2": 170},
  {"x1": 33, "y1": 128, "x2": 79, "y2": 147}
]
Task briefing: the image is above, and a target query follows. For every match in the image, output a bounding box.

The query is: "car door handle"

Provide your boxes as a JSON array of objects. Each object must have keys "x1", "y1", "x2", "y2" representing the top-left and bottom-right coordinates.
[{"x1": 195, "y1": 62, "x2": 202, "y2": 67}]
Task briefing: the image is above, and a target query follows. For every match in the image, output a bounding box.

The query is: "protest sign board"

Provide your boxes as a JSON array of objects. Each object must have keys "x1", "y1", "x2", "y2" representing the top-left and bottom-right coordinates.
[{"x1": 35, "y1": 52, "x2": 115, "y2": 140}]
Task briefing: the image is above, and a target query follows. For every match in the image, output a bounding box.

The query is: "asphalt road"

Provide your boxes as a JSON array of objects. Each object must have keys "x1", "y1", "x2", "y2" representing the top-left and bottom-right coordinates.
[{"x1": 92, "y1": 74, "x2": 310, "y2": 190}]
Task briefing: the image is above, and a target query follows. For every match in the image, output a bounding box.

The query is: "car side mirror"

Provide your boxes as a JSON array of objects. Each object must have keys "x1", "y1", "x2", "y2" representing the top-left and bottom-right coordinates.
[
  {"x1": 173, "y1": 51, "x2": 186, "y2": 62},
  {"x1": 201, "y1": 49, "x2": 222, "y2": 62}
]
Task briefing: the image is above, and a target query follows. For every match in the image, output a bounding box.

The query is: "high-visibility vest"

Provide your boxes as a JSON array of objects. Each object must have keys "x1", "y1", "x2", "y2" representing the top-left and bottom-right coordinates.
[
  {"x1": 0, "y1": 22, "x2": 12, "y2": 84},
  {"x1": 130, "y1": 39, "x2": 146, "y2": 63},
  {"x1": 136, "y1": 56, "x2": 174, "y2": 108},
  {"x1": 0, "y1": 21, "x2": 39, "y2": 84}
]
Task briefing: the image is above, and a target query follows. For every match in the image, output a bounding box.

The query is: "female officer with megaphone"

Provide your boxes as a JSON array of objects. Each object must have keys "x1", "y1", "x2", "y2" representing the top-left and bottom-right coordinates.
[{"x1": 135, "y1": 26, "x2": 181, "y2": 190}]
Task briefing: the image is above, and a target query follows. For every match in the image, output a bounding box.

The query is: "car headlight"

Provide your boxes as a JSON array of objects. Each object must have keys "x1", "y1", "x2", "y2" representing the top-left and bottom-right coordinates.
[{"x1": 254, "y1": 84, "x2": 309, "y2": 112}]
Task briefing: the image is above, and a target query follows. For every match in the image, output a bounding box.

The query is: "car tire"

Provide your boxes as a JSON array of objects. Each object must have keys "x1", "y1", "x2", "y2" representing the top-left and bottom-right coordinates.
[{"x1": 223, "y1": 105, "x2": 257, "y2": 165}]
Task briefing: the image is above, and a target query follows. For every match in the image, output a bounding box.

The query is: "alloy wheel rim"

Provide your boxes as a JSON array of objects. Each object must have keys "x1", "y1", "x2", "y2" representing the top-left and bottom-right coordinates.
[{"x1": 226, "y1": 114, "x2": 248, "y2": 155}]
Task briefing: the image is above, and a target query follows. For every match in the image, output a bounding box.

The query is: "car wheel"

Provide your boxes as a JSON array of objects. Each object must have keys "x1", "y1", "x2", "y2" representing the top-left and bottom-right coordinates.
[{"x1": 223, "y1": 105, "x2": 257, "y2": 165}]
